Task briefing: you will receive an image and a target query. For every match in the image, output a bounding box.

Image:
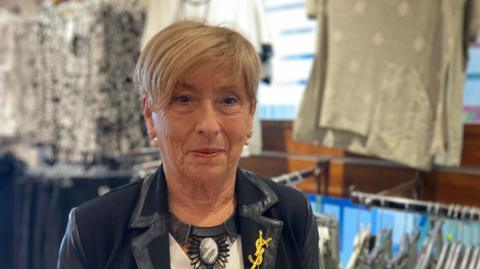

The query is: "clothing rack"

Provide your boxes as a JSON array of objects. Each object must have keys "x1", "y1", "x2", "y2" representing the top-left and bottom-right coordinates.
[
  {"x1": 259, "y1": 151, "x2": 330, "y2": 193},
  {"x1": 272, "y1": 166, "x2": 322, "y2": 186},
  {"x1": 22, "y1": 162, "x2": 134, "y2": 186},
  {"x1": 120, "y1": 147, "x2": 161, "y2": 157},
  {"x1": 351, "y1": 190, "x2": 480, "y2": 222}
]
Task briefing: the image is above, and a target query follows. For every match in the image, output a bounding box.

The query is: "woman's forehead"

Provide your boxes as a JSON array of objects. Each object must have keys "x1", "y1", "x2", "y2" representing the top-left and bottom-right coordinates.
[{"x1": 178, "y1": 63, "x2": 242, "y2": 85}]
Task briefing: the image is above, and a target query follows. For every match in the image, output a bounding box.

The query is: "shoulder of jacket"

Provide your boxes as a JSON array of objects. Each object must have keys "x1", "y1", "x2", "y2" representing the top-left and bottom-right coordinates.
[
  {"x1": 75, "y1": 177, "x2": 144, "y2": 217},
  {"x1": 240, "y1": 168, "x2": 309, "y2": 215}
]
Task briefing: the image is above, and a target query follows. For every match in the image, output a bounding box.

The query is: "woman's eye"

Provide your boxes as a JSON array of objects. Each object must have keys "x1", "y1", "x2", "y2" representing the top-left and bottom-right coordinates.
[
  {"x1": 172, "y1": 95, "x2": 192, "y2": 104},
  {"x1": 223, "y1": 96, "x2": 238, "y2": 105}
]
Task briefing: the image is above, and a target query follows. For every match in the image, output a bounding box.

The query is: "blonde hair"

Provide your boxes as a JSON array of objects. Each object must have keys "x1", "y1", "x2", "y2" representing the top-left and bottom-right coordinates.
[{"x1": 134, "y1": 20, "x2": 260, "y2": 111}]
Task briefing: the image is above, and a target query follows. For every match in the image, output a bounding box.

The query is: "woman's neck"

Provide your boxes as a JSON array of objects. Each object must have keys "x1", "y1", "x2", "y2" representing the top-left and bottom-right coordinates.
[{"x1": 165, "y1": 170, "x2": 237, "y2": 227}]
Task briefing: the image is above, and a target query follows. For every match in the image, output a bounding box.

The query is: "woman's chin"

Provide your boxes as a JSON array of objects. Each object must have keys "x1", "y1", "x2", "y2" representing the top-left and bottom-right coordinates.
[{"x1": 182, "y1": 163, "x2": 230, "y2": 181}]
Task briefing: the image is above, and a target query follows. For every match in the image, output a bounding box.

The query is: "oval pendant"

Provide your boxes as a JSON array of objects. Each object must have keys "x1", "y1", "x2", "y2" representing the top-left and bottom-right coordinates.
[{"x1": 199, "y1": 237, "x2": 219, "y2": 265}]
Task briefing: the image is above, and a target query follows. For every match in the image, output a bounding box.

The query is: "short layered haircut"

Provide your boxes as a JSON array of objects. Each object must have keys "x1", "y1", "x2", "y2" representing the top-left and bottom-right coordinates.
[{"x1": 134, "y1": 20, "x2": 260, "y2": 111}]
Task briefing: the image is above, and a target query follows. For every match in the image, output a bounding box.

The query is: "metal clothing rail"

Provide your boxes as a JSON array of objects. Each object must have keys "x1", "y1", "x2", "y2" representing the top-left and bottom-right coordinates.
[
  {"x1": 272, "y1": 166, "x2": 322, "y2": 186},
  {"x1": 258, "y1": 151, "x2": 330, "y2": 193},
  {"x1": 351, "y1": 190, "x2": 480, "y2": 222},
  {"x1": 262, "y1": 150, "x2": 480, "y2": 175}
]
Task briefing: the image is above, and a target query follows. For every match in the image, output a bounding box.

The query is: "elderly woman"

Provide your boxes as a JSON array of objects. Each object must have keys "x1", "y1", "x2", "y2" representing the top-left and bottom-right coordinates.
[{"x1": 58, "y1": 21, "x2": 319, "y2": 269}]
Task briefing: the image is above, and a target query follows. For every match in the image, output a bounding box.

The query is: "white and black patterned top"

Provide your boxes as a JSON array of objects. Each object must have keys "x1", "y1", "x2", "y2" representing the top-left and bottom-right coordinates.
[
  {"x1": 31, "y1": 0, "x2": 147, "y2": 162},
  {"x1": 0, "y1": 9, "x2": 35, "y2": 139}
]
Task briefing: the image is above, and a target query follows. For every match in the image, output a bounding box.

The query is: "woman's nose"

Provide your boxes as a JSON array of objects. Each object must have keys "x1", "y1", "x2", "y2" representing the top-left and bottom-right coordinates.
[{"x1": 195, "y1": 101, "x2": 221, "y2": 140}]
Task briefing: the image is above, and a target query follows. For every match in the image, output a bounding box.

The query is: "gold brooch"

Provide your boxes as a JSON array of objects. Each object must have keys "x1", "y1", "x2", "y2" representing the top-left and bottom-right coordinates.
[{"x1": 248, "y1": 230, "x2": 272, "y2": 269}]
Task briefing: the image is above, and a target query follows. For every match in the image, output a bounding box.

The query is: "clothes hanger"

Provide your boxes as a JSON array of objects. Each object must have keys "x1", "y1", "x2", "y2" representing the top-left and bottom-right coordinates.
[
  {"x1": 473, "y1": 208, "x2": 480, "y2": 269},
  {"x1": 345, "y1": 207, "x2": 370, "y2": 269},
  {"x1": 460, "y1": 207, "x2": 473, "y2": 269},
  {"x1": 437, "y1": 203, "x2": 455, "y2": 269},
  {"x1": 411, "y1": 211, "x2": 420, "y2": 241},
  {"x1": 447, "y1": 205, "x2": 464, "y2": 269},
  {"x1": 366, "y1": 207, "x2": 389, "y2": 266},
  {"x1": 442, "y1": 204, "x2": 456, "y2": 268},
  {"x1": 416, "y1": 220, "x2": 443, "y2": 269},
  {"x1": 407, "y1": 212, "x2": 420, "y2": 269},
  {"x1": 467, "y1": 208, "x2": 478, "y2": 269},
  {"x1": 445, "y1": 205, "x2": 460, "y2": 269},
  {"x1": 417, "y1": 202, "x2": 434, "y2": 262},
  {"x1": 386, "y1": 208, "x2": 409, "y2": 268},
  {"x1": 387, "y1": 233, "x2": 409, "y2": 268},
  {"x1": 471, "y1": 208, "x2": 480, "y2": 269}
]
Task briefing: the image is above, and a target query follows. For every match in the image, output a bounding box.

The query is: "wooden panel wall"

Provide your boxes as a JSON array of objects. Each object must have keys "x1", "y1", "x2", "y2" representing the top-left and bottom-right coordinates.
[
  {"x1": 421, "y1": 171, "x2": 480, "y2": 207},
  {"x1": 239, "y1": 121, "x2": 480, "y2": 207},
  {"x1": 461, "y1": 124, "x2": 480, "y2": 166}
]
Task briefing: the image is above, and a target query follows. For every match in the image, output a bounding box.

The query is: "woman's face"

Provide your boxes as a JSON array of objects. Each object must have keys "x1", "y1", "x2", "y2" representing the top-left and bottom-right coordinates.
[{"x1": 145, "y1": 64, "x2": 254, "y2": 183}]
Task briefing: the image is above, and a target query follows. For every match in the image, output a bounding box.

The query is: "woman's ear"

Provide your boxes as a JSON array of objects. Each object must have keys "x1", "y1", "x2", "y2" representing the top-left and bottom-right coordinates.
[{"x1": 142, "y1": 95, "x2": 157, "y2": 140}]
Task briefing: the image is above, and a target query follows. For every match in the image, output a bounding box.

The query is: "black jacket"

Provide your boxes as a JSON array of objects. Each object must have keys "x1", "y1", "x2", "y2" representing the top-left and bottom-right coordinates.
[{"x1": 58, "y1": 166, "x2": 320, "y2": 269}]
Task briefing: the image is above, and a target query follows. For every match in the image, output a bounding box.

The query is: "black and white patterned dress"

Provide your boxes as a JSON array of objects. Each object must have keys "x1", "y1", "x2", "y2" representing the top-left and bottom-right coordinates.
[
  {"x1": 32, "y1": 0, "x2": 147, "y2": 162},
  {"x1": 0, "y1": 9, "x2": 35, "y2": 139}
]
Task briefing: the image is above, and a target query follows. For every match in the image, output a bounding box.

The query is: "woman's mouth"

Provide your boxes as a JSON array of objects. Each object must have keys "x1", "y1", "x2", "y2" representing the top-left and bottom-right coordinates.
[{"x1": 191, "y1": 148, "x2": 224, "y2": 157}]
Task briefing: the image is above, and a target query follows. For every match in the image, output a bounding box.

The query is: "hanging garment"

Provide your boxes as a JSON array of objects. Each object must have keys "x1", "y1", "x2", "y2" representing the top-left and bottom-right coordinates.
[
  {"x1": 143, "y1": 0, "x2": 274, "y2": 83},
  {"x1": 317, "y1": 225, "x2": 328, "y2": 269},
  {"x1": 141, "y1": 0, "x2": 273, "y2": 156},
  {"x1": 407, "y1": 229, "x2": 420, "y2": 269},
  {"x1": 346, "y1": 229, "x2": 371, "y2": 269},
  {"x1": 32, "y1": 0, "x2": 147, "y2": 162},
  {"x1": 354, "y1": 229, "x2": 393, "y2": 269},
  {"x1": 434, "y1": 0, "x2": 480, "y2": 167},
  {"x1": 416, "y1": 220, "x2": 443, "y2": 269},
  {"x1": 141, "y1": 0, "x2": 271, "y2": 59},
  {"x1": 0, "y1": 0, "x2": 42, "y2": 15},
  {"x1": 0, "y1": 152, "x2": 25, "y2": 269},
  {"x1": 0, "y1": 9, "x2": 35, "y2": 139},
  {"x1": 13, "y1": 165, "x2": 132, "y2": 269},
  {"x1": 386, "y1": 234, "x2": 409, "y2": 269},
  {"x1": 294, "y1": 0, "x2": 480, "y2": 170},
  {"x1": 316, "y1": 214, "x2": 340, "y2": 269},
  {"x1": 441, "y1": 220, "x2": 460, "y2": 269}
]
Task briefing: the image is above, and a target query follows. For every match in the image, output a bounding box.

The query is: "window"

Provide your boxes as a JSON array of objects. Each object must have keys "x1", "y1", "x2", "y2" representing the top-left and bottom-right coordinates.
[
  {"x1": 464, "y1": 45, "x2": 480, "y2": 123},
  {"x1": 259, "y1": 0, "x2": 315, "y2": 120}
]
